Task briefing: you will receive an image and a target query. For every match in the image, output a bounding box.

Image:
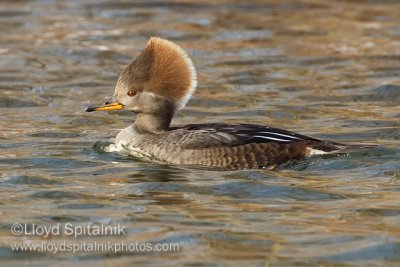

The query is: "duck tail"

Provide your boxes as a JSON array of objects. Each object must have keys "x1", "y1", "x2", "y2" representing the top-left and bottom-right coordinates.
[
  {"x1": 329, "y1": 141, "x2": 377, "y2": 152},
  {"x1": 306, "y1": 140, "x2": 377, "y2": 156}
]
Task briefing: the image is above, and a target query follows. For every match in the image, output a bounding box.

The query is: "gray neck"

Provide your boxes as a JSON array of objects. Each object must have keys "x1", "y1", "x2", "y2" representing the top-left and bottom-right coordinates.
[
  {"x1": 133, "y1": 113, "x2": 171, "y2": 133},
  {"x1": 131, "y1": 92, "x2": 177, "y2": 134},
  {"x1": 133, "y1": 109, "x2": 174, "y2": 134}
]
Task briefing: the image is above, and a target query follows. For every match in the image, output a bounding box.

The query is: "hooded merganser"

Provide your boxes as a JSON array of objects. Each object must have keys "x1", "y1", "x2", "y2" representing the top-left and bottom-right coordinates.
[{"x1": 86, "y1": 37, "x2": 375, "y2": 170}]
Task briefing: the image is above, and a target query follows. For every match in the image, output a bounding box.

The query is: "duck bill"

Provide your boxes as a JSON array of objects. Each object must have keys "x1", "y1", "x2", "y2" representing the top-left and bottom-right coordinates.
[{"x1": 85, "y1": 102, "x2": 124, "y2": 112}]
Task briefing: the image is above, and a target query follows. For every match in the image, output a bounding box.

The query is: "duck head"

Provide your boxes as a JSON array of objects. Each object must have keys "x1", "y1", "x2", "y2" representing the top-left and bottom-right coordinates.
[{"x1": 86, "y1": 37, "x2": 197, "y2": 132}]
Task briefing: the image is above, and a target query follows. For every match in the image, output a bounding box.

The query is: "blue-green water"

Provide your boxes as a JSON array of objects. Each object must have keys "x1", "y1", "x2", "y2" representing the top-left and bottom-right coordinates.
[{"x1": 0, "y1": 0, "x2": 399, "y2": 266}]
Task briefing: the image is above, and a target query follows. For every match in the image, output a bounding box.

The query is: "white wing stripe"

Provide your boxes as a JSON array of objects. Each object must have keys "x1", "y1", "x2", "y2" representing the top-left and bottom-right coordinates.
[
  {"x1": 253, "y1": 135, "x2": 292, "y2": 142},
  {"x1": 259, "y1": 132, "x2": 302, "y2": 140}
]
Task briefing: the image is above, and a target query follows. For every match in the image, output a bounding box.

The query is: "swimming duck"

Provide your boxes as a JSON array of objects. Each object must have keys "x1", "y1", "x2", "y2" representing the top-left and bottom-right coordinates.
[{"x1": 86, "y1": 37, "x2": 375, "y2": 170}]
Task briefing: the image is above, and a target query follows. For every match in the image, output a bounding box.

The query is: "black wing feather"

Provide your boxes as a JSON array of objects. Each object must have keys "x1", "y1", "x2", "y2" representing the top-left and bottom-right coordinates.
[{"x1": 170, "y1": 123, "x2": 322, "y2": 149}]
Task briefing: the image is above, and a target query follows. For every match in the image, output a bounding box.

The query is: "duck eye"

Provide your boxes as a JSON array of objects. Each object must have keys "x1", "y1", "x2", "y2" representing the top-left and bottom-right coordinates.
[{"x1": 127, "y1": 90, "x2": 136, "y2": 97}]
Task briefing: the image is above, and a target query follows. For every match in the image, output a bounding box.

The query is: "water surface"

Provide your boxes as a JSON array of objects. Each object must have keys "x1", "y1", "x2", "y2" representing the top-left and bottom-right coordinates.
[{"x1": 0, "y1": 0, "x2": 399, "y2": 266}]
